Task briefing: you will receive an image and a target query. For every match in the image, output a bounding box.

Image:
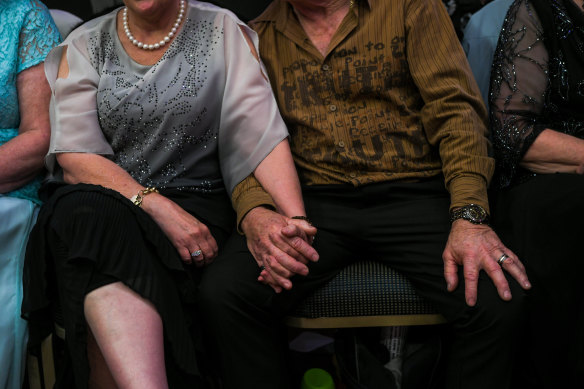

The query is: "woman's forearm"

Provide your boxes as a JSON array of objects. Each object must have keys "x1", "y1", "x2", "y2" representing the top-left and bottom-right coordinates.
[
  {"x1": 58, "y1": 153, "x2": 173, "y2": 227},
  {"x1": 520, "y1": 129, "x2": 584, "y2": 174},
  {"x1": 253, "y1": 140, "x2": 306, "y2": 217},
  {"x1": 57, "y1": 153, "x2": 145, "y2": 198},
  {"x1": 0, "y1": 128, "x2": 49, "y2": 193},
  {"x1": 0, "y1": 63, "x2": 52, "y2": 193},
  {"x1": 57, "y1": 152, "x2": 219, "y2": 262}
]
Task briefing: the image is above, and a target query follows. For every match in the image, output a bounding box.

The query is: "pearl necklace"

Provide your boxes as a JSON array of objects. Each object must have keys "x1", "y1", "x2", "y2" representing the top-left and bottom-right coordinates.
[{"x1": 123, "y1": 0, "x2": 186, "y2": 50}]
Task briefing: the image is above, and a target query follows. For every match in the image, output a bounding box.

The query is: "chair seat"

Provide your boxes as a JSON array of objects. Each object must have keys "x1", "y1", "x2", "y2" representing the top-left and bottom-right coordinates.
[{"x1": 285, "y1": 261, "x2": 446, "y2": 328}]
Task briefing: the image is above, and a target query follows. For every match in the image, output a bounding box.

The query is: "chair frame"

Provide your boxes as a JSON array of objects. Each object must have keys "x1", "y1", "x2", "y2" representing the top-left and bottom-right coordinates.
[{"x1": 285, "y1": 313, "x2": 446, "y2": 329}]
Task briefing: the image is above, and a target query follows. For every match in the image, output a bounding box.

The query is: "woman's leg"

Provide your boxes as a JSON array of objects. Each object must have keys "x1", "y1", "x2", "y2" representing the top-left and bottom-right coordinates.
[
  {"x1": 42, "y1": 188, "x2": 207, "y2": 388},
  {"x1": 87, "y1": 329, "x2": 118, "y2": 389},
  {"x1": 84, "y1": 282, "x2": 168, "y2": 389}
]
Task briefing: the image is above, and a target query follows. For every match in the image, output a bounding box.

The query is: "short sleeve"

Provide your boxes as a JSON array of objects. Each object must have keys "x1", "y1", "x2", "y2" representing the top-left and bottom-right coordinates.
[
  {"x1": 217, "y1": 14, "x2": 289, "y2": 194},
  {"x1": 17, "y1": 0, "x2": 61, "y2": 74},
  {"x1": 44, "y1": 38, "x2": 114, "y2": 173},
  {"x1": 489, "y1": 0, "x2": 548, "y2": 187}
]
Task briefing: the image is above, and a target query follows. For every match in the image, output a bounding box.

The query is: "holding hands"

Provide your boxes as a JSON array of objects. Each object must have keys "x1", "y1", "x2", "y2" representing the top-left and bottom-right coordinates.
[{"x1": 241, "y1": 207, "x2": 318, "y2": 293}]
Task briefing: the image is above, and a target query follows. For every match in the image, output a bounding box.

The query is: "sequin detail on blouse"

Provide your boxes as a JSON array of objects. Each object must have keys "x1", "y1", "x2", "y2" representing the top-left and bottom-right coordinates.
[
  {"x1": 490, "y1": 0, "x2": 584, "y2": 188},
  {"x1": 88, "y1": 14, "x2": 224, "y2": 192}
]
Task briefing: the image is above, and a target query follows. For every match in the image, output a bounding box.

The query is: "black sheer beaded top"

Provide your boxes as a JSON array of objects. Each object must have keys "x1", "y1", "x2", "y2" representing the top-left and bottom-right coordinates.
[{"x1": 489, "y1": 0, "x2": 584, "y2": 188}]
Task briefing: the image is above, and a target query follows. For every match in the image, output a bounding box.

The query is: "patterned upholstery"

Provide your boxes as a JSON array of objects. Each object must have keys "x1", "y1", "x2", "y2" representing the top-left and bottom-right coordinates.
[{"x1": 287, "y1": 261, "x2": 445, "y2": 328}]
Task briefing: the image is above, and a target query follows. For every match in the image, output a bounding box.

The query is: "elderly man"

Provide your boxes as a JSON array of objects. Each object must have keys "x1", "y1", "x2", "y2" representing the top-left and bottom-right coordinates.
[{"x1": 198, "y1": 0, "x2": 531, "y2": 388}]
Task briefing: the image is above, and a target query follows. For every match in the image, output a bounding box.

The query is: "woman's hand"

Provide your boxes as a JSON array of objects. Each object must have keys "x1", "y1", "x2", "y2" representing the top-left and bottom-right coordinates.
[
  {"x1": 57, "y1": 153, "x2": 218, "y2": 266},
  {"x1": 257, "y1": 215, "x2": 317, "y2": 291},
  {"x1": 143, "y1": 194, "x2": 218, "y2": 267},
  {"x1": 241, "y1": 207, "x2": 319, "y2": 292},
  {"x1": 285, "y1": 217, "x2": 316, "y2": 243}
]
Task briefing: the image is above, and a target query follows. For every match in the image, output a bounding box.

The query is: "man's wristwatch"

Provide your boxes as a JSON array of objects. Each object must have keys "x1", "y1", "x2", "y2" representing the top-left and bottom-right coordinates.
[{"x1": 449, "y1": 204, "x2": 489, "y2": 225}]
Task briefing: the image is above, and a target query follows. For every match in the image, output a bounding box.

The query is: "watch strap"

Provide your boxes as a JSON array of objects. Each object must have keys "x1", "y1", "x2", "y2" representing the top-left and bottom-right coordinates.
[{"x1": 449, "y1": 204, "x2": 489, "y2": 225}]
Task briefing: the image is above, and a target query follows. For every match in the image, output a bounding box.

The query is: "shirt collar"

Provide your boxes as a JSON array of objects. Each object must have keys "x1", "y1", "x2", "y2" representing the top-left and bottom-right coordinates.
[
  {"x1": 258, "y1": 0, "x2": 372, "y2": 58},
  {"x1": 259, "y1": 0, "x2": 373, "y2": 32}
]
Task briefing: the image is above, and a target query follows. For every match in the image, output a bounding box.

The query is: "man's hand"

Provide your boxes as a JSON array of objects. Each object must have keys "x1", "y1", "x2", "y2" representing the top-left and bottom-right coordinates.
[
  {"x1": 443, "y1": 220, "x2": 531, "y2": 306},
  {"x1": 241, "y1": 207, "x2": 319, "y2": 293}
]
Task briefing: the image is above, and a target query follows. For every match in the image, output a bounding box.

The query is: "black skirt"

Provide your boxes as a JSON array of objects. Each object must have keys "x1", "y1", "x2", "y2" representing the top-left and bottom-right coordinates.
[{"x1": 22, "y1": 183, "x2": 235, "y2": 389}]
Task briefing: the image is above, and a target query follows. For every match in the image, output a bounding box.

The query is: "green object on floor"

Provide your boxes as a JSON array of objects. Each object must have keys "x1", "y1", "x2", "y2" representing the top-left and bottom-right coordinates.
[{"x1": 301, "y1": 368, "x2": 335, "y2": 389}]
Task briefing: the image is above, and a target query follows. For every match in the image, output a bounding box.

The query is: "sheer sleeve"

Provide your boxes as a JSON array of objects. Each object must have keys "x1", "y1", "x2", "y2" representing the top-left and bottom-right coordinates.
[
  {"x1": 17, "y1": 0, "x2": 61, "y2": 73},
  {"x1": 489, "y1": 0, "x2": 548, "y2": 187},
  {"x1": 217, "y1": 14, "x2": 289, "y2": 194},
  {"x1": 44, "y1": 36, "x2": 114, "y2": 173}
]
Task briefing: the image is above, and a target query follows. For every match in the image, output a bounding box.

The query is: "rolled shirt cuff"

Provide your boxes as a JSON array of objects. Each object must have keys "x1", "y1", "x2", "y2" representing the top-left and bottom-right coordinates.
[{"x1": 448, "y1": 174, "x2": 490, "y2": 214}]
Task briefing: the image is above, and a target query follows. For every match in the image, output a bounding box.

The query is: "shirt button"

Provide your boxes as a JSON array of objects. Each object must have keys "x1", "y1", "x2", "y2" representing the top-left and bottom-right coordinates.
[
  {"x1": 338, "y1": 141, "x2": 345, "y2": 148},
  {"x1": 329, "y1": 104, "x2": 337, "y2": 112},
  {"x1": 322, "y1": 64, "x2": 330, "y2": 71}
]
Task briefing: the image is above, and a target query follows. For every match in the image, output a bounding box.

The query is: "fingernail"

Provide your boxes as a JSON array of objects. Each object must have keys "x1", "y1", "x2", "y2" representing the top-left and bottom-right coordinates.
[
  {"x1": 446, "y1": 282, "x2": 452, "y2": 291},
  {"x1": 504, "y1": 291, "x2": 512, "y2": 300},
  {"x1": 524, "y1": 282, "x2": 531, "y2": 288}
]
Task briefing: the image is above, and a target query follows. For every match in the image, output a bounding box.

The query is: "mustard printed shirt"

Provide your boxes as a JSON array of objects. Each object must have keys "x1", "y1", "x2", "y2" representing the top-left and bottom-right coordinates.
[{"x1": 232, "y1": 0, "x2": 493, "y2": 225}]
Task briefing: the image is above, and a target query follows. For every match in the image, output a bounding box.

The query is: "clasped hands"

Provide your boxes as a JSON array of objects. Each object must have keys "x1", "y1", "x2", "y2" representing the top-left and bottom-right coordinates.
[{"x1": 241, "y1": 207, "x2": 318, "y2": 293}]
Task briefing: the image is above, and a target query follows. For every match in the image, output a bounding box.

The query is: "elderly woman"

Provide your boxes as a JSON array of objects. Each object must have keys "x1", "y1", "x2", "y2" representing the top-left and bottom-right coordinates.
[
  {"x1": 22, "y1": 0, "x2": 315, "y2": 388},
  {"x1": 0, "y1": 1, "x2": 60, "y2": 388},
  {"x1": 490, "y1": 0, "x2": 584, "y2": 387}
]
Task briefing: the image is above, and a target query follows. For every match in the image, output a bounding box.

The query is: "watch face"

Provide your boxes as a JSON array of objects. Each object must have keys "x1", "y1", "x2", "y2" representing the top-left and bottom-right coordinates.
[
  {"x1": 464, "y1": 204, "x2": 487, "y2": 222},
  {"x1": 450, "y1": 204, "x2": 489, "y2": 224}
]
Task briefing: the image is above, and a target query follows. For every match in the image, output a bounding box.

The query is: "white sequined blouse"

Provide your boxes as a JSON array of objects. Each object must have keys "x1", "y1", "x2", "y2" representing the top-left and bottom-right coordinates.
[{"x1": 44, "y1": 0, "x2": 288, "y2": 194}]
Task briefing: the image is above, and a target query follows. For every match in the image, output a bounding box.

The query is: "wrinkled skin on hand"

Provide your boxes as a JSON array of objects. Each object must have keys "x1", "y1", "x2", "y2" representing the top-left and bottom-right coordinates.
[
  {"x1": 443, "y1": 219, "x2": 531, "y2": 306},
  {"x1": 146, "y1": 194, "x2": 218, "y2": 267},
  {"x1": 241, "y1": 207, "x2": 318, "y2": 293}
]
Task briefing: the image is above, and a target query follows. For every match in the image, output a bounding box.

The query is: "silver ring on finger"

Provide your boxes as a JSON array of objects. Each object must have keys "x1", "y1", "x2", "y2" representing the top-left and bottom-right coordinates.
[
  {"x1": 497, "y1": 253, "x2": 510, "y2": 266},
  {"x1": 191, "y1": 249, "x2": 202, "y2": 258}
]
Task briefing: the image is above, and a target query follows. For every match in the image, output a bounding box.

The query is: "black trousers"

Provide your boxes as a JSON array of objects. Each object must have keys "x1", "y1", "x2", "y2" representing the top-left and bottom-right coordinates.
[
  {"x1": 492, "y1": 173, "x2": 584, "y2": 389},
  {"x1": 199, "y1": 177, "x2": 525, "y2": 389}
]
